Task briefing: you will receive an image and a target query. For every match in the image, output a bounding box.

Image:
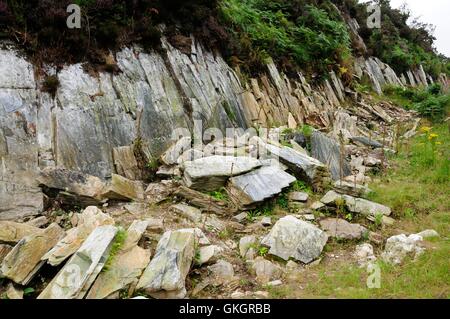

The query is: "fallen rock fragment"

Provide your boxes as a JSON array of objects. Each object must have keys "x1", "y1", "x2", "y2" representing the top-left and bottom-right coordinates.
[
  {"x1": 227, "y1": 166, "x2": 296, "y2": 209},
  {"x1": 42, "y1": 206, "x2": 114, "y2": 266},
  {"x1": 289, "y1": 192, "x2": 309, "y2": 202},
  {"x1": 254, "y1": 137, "x2": 331, "y2": 191},
  {"x1": 112, "y1": 146, "x2": 142, "y2": 180},
  {"x1": 136, "y1": 228, "x2": 197, "y2": 299},
  {"x1": 182, "y1": 156, "x2": 261, "y2": 191},
  {"x1": 416, "y1": 229, "x2": 439, "y2": 239},
  {"x1": 320, "y1": 191, "x2": 391, "y2": 217},
  {"x1": 26, "y1": 216, "x2": 49, "y2": 228},
  {"x1": 251, "y1": 257, "x2": 283, "y2": 284},
  {"x1": 101, "y1": 174, "x2": 145, "y2": 201},
  {"x1": 319, "y1": 218, "x2": 367, "y2": 240},
  {"x1": 381, "y1": 234, "x2": 424, "y2": 265},
  {"x1": 353, "y1": 243, "x2": 377, "y2": 267},
  {"x1": 145, "y1": 180, "x2": 177, "y2": 204},
  {"x1": 333, "y1": 180, "x2": 371, "y2": 197},
  {"x1": 0, "y1": 244, "x2": 12, "y2": 263},
  {"x1": 261, "y1": 215, "x2": 328, "y2": 263},
  {"x1": 38, "y1": 168, "x2": 105, "y2": 206},
  {"x1": 350, "y1": 136, "x2": 383, "y2": 149},
  {"x1": 311, "y1": 131, "x2": 351, "y2": 180},
  {"x1": 239, "y1": 235, "x2": 257, "y2": 261},
  {"x1": 2, "y1": 223, "x2": 65, "y2": 285},
  {"x1": 207, "y1": 259, "x2": 235, "y2": 285},
  {"x1": 87, "y1": 221, "x2": 151, "y2": 299},
  {"x1": 38, "y1": 225, "x2": 118, "y2": 299},
  {"x1": 196, "y1": 245, "x2": 223, "y2": 266},
  {"x1": 0, "y1": 221, "x2": 42, "y2": 245},
  {"x1": 6, "y1": 283, "x2": 24, "y2": 299},
  {"x1": 174, "y1": 186, "x2": 232, "y2": 216},
  {"x1": 171, "y1": 203, "x2": 202, "y2": 223}
]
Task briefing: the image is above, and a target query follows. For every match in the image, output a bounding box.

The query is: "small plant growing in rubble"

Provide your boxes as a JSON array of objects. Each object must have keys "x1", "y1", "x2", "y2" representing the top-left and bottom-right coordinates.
[
  {"x1": 103, "y1": 228, "x2": 127, "y2": 272},
  {"x1": 374, "y1": 213, "x2": 384, "y2": 229},
  {"x1": 258, "y1": 246, "x2": 269, "y2": 257}
]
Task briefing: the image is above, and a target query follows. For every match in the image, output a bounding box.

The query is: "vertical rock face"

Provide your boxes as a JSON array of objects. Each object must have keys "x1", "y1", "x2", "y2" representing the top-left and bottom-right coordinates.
[
  {"x1": 0, "y1": 34, "x2": 443, "y2": 220},
  {"x1": 0, "y1": 48, "x2": 43, "y2": 221},
  {"x1": 136, "y1": 228, "x2": 197, "y2": 299}
]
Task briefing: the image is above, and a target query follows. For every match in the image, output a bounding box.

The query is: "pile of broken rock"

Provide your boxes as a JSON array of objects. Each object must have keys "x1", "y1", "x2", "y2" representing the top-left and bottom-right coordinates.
[{"x1": 0, "y1": 115, "x2": 438, "y2": 299}]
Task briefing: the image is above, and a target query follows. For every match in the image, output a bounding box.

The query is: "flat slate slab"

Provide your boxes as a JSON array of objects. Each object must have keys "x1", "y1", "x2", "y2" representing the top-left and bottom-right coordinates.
[
  {"x1": 182, "y1": 155, "x2": 261, "y2": 191},
  {"x1": 86, "y1": 220, "x2": 151, "y2": 299},
  {"x1": 227, "y1": 166, "x2": 296, "y2": 208},
  {"x1": 136, "y1": 228, "x2": 197, "y2": 299},
  {"x1": 2, "y1": 223, "x2": 65, "y2": 285},
  {"x1": 38, "y1": 225, "x2": 118, "y2": 299},
  {"x1": 320, "y1": 190, "x2": 391, "y2": 217}
]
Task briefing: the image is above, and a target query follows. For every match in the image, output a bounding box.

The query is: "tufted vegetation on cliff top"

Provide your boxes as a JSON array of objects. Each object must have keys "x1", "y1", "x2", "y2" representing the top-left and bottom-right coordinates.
[{"x1": 0, "y1": 0, "x2": 448, "y2": 79}]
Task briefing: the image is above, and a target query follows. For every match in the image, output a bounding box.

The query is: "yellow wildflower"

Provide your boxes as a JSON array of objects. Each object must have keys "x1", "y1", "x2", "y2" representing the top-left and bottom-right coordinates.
[
  {"x1": 435, "y1": 142, "x2": 442, "y2": 145},
  {"x1": 428, "y1": 133, "x2": 439, "y2": 140},
  {"x1": 420, "y1": 126, "x2": 432, "y2": 133}
]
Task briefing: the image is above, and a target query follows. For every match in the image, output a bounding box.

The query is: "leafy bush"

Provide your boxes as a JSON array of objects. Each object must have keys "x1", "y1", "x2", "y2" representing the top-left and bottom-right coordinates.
[
  {"x1": 219, "y1": 0, "x2": 352, "y2": 76},
  {"x1": 383, "y1": 84, "x2": 450, "y2": 121}
]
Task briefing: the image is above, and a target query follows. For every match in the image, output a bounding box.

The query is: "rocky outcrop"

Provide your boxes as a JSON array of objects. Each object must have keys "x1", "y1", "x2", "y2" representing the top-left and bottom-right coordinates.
[{"x1": 0, "y1": 32, "x2": 427, "y2": 220}]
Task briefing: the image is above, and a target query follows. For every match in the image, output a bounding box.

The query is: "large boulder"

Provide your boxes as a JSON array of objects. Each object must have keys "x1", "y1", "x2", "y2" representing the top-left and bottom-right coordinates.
[
  {"x1": 261, "y1": 216, "x2": 328, "y2": 264},
  {"x1": 38, "y1": 225, "x2": 118, "y2": 299},
  {"x1": 181, "y1": 156, "x2": 261, "y2": 191},
  {"x1": 1, "y1": 223, "x2": 65, "y2": 285},
  {"x1": 136, "y1": 228, "x2": 197, "y2": 299},
  {"x1": 227, "y1": 165, "x2": 296, "y2": 209}
]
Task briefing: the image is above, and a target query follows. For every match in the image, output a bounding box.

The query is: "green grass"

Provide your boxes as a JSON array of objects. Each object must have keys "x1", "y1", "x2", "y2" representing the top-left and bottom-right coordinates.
[
  {"x1": 207, "y1": 188, "x2": 229, "y2": 202},
  {"x1": 270, "y1": 122, "x2": 449, "y2": 299}
]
